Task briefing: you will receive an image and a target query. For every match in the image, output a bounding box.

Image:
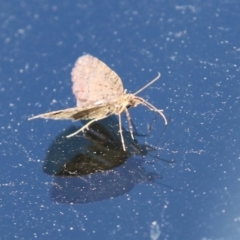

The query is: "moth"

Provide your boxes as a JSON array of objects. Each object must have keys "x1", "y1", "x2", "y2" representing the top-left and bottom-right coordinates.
[{"x1": 29, "y1": 54, "x2": 167, "y2": 151}]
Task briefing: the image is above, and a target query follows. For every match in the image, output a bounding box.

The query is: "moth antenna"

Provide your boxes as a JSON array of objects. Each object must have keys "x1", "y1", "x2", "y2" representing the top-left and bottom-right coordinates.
[
  {"x1": 134, "y1": 72, "x2": 161, "y2": 96},
  {"x1": 135, "y1": 96, "x2": 168, "y2": 125}
]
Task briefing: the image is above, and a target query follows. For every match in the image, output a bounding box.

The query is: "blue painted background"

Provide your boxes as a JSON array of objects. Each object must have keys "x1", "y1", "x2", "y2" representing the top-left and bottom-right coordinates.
[{"x1": 0, "y1": 1, "x2": 240, "y2": 239}]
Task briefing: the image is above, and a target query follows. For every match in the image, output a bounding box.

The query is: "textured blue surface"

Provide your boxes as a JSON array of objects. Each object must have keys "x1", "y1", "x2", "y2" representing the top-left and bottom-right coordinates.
[{"x1": 0, "y1": 1, "x2": 240, "y2": 239}]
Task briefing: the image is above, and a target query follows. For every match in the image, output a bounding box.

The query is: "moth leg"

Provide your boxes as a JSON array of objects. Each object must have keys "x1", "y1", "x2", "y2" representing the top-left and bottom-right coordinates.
[
  {"x1": 66, "y1": 117, "x2": 107, "y2": 138},
  {"x1": 124, "y1": 108, "x2": 134, "y2": 139},
  {"x1": 118, "y1": 114, "x2": 126, "y2": 151}
]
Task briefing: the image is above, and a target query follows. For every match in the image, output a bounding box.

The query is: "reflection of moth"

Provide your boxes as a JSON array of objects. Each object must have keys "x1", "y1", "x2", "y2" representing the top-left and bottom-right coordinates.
[
  {"x1": 29, "y1": 54, "x2": 167, "y2": 151},
  {"x1": 43, "y1": 116, "x2": 150, "y2": 176}
]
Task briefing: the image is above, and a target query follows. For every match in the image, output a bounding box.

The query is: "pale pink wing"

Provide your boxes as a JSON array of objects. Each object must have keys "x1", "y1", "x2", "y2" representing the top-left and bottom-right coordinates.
[
  {"x1": 28, "y1": 107, "x2": 83, "y2": 120},
  {"x1": 28, "y1": 103, "x2": 117, "y2": 121},
  {"x1": 71, "y1": 55, "x2": 124, "y2": 107}
]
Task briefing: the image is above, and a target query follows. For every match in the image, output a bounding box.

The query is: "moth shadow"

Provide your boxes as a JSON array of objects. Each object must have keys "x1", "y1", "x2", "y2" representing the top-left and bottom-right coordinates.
[{"x1": 43, "y1": 116, "x2": 167, "y2": 204}]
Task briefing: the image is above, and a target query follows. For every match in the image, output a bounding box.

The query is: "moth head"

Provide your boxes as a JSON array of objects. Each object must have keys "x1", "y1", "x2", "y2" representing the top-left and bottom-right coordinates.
[{"x1": 127, "y1": 94, "x2": 142, "y2": 107}]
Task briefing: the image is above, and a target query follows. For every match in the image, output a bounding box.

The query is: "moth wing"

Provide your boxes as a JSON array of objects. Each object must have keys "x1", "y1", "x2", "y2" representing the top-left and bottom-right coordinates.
[
  {"x1": 71, "y1": 55, "x2": 124, "y2": 107},
  {"x1": 29, "y1": 107, "x2": 85, "y2": 121},
  {"x1": 29, "y1": 103, "x2": 117, "y2": 121}
]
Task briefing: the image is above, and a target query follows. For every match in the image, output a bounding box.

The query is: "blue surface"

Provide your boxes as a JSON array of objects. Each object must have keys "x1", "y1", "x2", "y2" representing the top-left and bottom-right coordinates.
[{"x1": 1, "y1": 1, "x2": 240, "y2": 239}]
